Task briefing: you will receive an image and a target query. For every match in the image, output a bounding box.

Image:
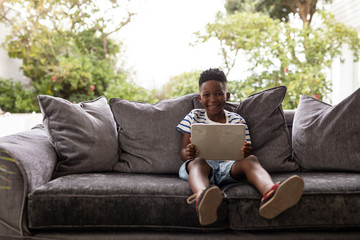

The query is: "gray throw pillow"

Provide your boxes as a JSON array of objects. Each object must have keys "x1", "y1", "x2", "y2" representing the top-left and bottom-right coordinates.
[
  {"x1": 235, "y1": 86, "x2": 299, "y2": 172},
  {"x1": 38, "y1": 95, "x2": 119, "y2": 178},
  {"x1": 292, "y1": 90, "x2": 360, "y2": 171},
  {"x1": 109, "y1": 94, "x2": 196, "y2": 174}
]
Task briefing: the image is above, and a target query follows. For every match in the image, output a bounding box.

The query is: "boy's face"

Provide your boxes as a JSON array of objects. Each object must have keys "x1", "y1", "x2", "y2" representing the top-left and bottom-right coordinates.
[{"x1": 198, "y1": 80, "x2": 230, "y2": 119}]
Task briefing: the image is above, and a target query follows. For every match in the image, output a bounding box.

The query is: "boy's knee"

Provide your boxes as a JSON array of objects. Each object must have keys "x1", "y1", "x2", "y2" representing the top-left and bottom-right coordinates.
[
  {"x1": 187, "y1": 157, "x2": 210, "y2": 171},
  {"x1": 246, "y1": 155, "x2": 259, "y2": 164},
  {"x1": 189, "y1": 157, "x2": 207, "y2": 167},
  {"x1": 238, "y1": 155, "x2": 260, "y2": 171}
]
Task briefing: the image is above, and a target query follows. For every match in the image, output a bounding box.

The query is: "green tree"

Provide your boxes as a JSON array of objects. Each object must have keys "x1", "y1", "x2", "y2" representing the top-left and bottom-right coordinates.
[
  {"x1": 161, "y1": 70, "x2": 250, "y2": 103},
  {"x1": 0, "y1": 78, "x2": 37, "y2": 112},
  {"x1": 225, "y1": 0, "x2": 258, "y2": 14},
  {"x1": 0, "y1": 0, "x2": 156, "y2": 109},
  {"x1": 225, "y1": 0, "x2": 333, "y2": 25},
  {"x1": 194, "y1": 11, "x2": 360, "y2": 108},
  {"x1": 158, "y1": 71, "x2": 201, "y2": 100},
  {"x1": 104, "y1": 74, "x2": 159, "y2": 104}
]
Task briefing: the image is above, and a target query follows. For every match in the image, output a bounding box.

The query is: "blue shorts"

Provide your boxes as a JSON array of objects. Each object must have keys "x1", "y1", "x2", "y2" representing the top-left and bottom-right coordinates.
[{"x1": 178, "y1": 159, "x2": 243, "y2": 187}]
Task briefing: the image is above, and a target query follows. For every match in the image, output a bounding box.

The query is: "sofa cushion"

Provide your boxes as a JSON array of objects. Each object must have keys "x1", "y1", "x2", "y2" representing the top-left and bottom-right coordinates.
[
  {"x1": 28, "y1": 173, "x2": 227, "y2": 230},
  {"x1": 109, "y1": 94, "x2": 196, "y2": 174},
  {"x1": 38, "y1": 95, "x2": 118, "y2": 178},
  {"x1": 28, "y1": 172, "x2": 360, "y2": 231},
  {"x1": 224, "y1": 172, "x2": 360, "y2": 230},
  {"x1": 292, "y1": 90, "x2": 360, "y2": 171},
  {"x1": 235, "y1": 86, "x2": 298, "y2": 172}
]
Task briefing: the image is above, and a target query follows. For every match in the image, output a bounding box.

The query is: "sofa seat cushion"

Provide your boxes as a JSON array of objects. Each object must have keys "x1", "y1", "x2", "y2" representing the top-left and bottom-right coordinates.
[
  {"x1": 224, "y1": 172, "x2": 360, "y2": 230},
  {"x1": 28, "y1": 173, "x2": 227, "y2": 230}
]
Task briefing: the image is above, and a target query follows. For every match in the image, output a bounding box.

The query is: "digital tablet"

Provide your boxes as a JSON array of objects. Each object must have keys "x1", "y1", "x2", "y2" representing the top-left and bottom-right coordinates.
[{"x1": 191, "y1": 123, "x2": 245, "y2": 160}]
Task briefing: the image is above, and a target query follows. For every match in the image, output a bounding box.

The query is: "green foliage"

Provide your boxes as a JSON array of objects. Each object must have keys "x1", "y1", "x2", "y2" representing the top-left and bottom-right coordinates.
[
  {"x1": 158, "y1": 71, "x2": 201, "y2": 100},
  {"x1": 0, "y1": 78, "x2": 38, "y2": 113},
  {"x1": 158, "y1": 70, "x2": 258, "y2": 104},
  {"x1": 225, "y1": 0, "x2": 258, "y2": 14},
  {"x1": 104, "y1": 74, "x2": 159, "y2": 104},
  {"x1": 194, "y1": 11, "x2": 360, "y2": 109},
  {"x1": 225, "y1": 0, "x2": 333, "y2": 24},
  {"x1": 0, "y1": 0, "x2": 157, "y2": 109}
]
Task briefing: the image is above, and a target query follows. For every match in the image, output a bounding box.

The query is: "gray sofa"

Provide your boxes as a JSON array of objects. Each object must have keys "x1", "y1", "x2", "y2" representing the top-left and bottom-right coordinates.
[{"x1": 1, "y1": 86, "x2": 360, "y2": 240}]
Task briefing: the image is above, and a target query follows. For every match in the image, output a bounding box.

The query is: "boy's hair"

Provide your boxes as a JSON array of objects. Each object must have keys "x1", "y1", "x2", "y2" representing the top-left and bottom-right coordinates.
[{"x1": 198, "y1": 68, "x2": 227, "y2": 87}]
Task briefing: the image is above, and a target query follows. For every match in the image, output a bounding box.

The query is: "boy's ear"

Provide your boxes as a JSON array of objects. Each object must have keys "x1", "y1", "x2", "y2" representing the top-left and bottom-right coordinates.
[
  {"x1": 197, "y1": 93, "x2": 202, "y2": 101},
  {"x1": 226, "y1": 91, "x2": 231, "y2": 101}
]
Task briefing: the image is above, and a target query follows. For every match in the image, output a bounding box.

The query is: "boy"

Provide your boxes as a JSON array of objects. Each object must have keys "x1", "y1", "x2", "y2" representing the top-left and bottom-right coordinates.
[{"x1": 177, "y1": 68, "x2": 304, "y2": 226}]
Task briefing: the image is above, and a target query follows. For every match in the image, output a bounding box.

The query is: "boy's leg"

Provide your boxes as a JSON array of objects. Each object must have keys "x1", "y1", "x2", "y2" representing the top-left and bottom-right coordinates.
[
  {"x1": 230, "y1": 155, "x2": 274, "y2": 195},
  {"x1": 259, "y1": 175, "x2": 304, "y2": 219},
  {"x1": 186, "y1": 158, "x2": 223, "y2": 226},
  {"x1": 187, "y1": 157, "x2": 211, "y2": 194},
  {"x1": 230, "y1": 155, "x2": 304, "y2": 219}
]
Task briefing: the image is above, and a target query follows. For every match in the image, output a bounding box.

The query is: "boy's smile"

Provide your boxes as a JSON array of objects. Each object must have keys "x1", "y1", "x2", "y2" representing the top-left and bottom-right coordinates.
[{"x1": 198, "y1": 80, "x2": 230, "y2": 123}]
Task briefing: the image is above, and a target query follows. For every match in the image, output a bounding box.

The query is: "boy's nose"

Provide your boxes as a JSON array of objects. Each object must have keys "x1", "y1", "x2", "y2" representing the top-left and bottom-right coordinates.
[{"x1": 209, "y1": 95, "x2": 217, "y2": 102}]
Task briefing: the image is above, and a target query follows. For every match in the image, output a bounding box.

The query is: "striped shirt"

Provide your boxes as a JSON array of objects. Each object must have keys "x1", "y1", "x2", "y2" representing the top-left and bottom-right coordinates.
[{"x1": 176, "y1": 109, "x2": 251, "y2": 143}]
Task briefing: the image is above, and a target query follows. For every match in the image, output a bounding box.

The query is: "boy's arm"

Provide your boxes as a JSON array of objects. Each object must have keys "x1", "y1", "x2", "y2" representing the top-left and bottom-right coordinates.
[{"x1": 180, "y1": 132, "x2": 198, "y2": 161}]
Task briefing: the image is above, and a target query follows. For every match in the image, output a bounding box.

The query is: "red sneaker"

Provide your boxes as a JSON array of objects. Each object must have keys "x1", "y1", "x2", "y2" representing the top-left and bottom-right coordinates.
[{"x1": 259, "y1": 175, "x2": 304, "y2": 219}]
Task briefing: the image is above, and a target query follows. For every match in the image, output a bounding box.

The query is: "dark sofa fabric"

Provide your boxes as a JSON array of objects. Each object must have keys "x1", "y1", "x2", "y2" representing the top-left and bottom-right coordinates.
[
  {"x1": 0, "y1": 125, "x2": 58, "y2": 236},
  {"x1": 27, "y1": 171, "x2": 360, "y2": 232},
  {"x1": 110, "y1": 94, "x2": 196, "y2": 174},
  {"x1": 1, "y1": 92, "x2": 360, "y2": 239},
  {"x1": 28, "y1": 173, "x2": 227, "y2": 231},
  {"x1": 225, "y1": 172, "x2": 360, "y2": 230},
  {"x1": 293, "y1": 90, "x2": 360, "y2": 172},
  {"x1": 38, "y1": 95, "x2": 119, "y2": 178},
  {"x1": 3, "y1": 230, "x2": 360, "y2": 240}
]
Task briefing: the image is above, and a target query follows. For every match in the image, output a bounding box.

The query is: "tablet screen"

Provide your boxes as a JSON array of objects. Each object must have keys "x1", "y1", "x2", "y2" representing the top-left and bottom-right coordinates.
[{"x1": 191, "y1": 124, "x2": 245, "y2": 160}]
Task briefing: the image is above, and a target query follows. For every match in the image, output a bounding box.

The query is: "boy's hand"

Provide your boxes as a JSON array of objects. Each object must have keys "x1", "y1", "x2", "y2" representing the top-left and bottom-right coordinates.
[
  {"x1": 180, "y1": 132, "x2": 199, "y2": 161},
  {"x1": 241, "y1": 141, "x2": 252, "y2": 158},
  {"x1": 185, "y1": 143, "x2": 198, "y2": 159}
]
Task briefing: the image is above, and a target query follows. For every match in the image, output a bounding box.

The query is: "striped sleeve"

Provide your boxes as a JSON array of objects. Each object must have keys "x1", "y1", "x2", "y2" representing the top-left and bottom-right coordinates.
[
  {"x1": 227, "y1": 112, "x2": 252, "y2": 144},
  {"x1": 176, "y1": 110, "x2": 194, "y2": 134},
  {"x1": 176, "y1": 109, "x2": 207, "y2": 134}
]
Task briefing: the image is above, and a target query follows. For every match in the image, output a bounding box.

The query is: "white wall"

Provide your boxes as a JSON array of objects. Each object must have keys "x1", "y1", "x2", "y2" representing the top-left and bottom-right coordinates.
[
  {"x1": 331, "y1": 45, "x2": 360, "y2": 104},
  {"x1": 0, "y1": 22, "x2": 23, "y2": 82},
  {"x1": 328, "y1": 0, "x2": 360, "y2": 104},
  {"x1": 328, "y1": 0, "x2": 360, "y2": 32},
  {"x1": 0, "y1": 113, "x2": 43, "y2": 137}
]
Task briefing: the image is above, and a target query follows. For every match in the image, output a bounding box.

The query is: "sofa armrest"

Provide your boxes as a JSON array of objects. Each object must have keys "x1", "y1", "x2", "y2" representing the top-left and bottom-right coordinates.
[{"x1": 0, "y1": 125, "x2": 58, "y2": 236}]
